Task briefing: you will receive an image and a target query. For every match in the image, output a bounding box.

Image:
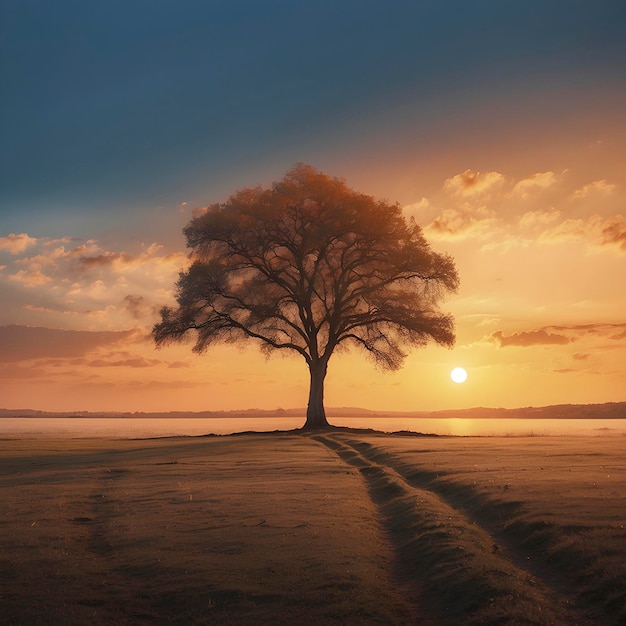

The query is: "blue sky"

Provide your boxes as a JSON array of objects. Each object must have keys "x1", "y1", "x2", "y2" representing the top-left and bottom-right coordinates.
[
  {"x1": 1, "y1": 1, "x2": 625, "y2": 412},
  {"x1": 2, "y1": 1, "x2": 625, "y2": 237}
]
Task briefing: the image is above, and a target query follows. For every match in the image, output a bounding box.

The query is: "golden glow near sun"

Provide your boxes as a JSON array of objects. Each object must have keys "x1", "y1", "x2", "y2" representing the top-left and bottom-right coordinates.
[{"x1": 451, "y1": 367, "x2": 468, "y2": 384}]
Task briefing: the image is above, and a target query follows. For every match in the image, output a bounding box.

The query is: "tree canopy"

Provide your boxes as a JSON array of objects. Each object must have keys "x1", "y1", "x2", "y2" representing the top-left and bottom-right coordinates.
[{"x1": 154, "y1": 164, "x2": 459, "y2": 429}]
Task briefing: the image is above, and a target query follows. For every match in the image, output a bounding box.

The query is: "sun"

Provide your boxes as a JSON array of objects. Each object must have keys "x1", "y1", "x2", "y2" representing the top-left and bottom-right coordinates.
[{"x1": 450, "y1": 367, "x2": 468, "y2": 384}]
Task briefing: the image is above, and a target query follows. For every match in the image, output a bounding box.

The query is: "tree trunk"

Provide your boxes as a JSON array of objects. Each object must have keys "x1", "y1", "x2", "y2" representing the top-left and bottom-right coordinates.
[{"x1": 303, "y1": 360, "x2": 329, "y2": 430}]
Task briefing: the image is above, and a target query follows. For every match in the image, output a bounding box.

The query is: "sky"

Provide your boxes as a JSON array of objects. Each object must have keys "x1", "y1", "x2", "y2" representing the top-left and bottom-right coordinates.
[{"x1": 1, "y1": 0, "x2": 625, "y2": 413}]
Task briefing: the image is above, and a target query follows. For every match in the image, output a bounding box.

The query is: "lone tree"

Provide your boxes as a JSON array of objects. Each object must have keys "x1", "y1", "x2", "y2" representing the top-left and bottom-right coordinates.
[{"x1": 154, "y1": 164, "x2": 459, "y2": 429}]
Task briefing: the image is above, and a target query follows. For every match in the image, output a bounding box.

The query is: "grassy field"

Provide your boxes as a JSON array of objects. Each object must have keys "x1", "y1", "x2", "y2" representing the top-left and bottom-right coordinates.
[{"x1": 0, "y1": 430, "x2": 624, "y2": 624}]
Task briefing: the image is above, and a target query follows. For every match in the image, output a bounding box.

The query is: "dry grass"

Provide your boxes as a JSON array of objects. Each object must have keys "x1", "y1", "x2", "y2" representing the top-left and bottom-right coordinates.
[
  {"x1": 1, "y1": 431, "x2": 624, "y2": 624},
  {"x1": 0, "y1": 435, "x2": 415, "y2": 625},
  {"x1": 335, "y1": 433, "x2": 626, "y2": 624}
]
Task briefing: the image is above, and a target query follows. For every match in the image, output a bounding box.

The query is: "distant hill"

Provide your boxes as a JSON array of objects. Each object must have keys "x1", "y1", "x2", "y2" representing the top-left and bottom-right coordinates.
[{"x1": 0, "y1": 402, "x2": 624, "y2": 419}]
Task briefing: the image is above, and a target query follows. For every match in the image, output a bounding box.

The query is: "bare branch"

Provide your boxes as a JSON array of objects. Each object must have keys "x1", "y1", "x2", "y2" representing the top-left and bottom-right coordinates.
[{"x1": 153, "y1": 163, "x2": 459, "y2": 428}]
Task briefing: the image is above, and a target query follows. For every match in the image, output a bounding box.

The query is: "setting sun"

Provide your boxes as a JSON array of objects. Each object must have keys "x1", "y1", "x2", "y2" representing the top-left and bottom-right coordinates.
[{"x1": 451, "y1": 367, "x2": 468, "y2": 384}]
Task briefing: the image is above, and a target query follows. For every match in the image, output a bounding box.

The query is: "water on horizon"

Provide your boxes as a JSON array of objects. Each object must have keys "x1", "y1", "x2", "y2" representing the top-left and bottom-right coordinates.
[{"x1": 1, "y1": 416, "x2": 625, "y2": 439}]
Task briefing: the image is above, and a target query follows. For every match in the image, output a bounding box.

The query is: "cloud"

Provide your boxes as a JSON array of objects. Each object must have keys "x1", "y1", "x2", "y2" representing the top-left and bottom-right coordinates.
[
  {"x1": 78, "y1": 252, "x2": 133, "y2": 270},
  {"x1": 1, "y1": 237, "x2": 187, "y2": 328},
  {"x1": 560, "y1": 323, "x2": 626, "y2": 342},
  {"x1": 87, "y1": 356, "x2": 161, "y2": 368},
  {"x1": 572, "y1": 353, "x2": 589, "y2": 360},
  {"x1": 443, "y1": 169, "x2": 504, "y2": 197},
  {"x1": 424, "y1": 205, "x2": 498, "y2": 241},
  {"x1": 402, "y1": 197, "x2": 431, "y2": 221},
  {"x1": 192, "y1": 206, "x2": 209, "y2": 218},
  {"x1": 168, "y1": 361, "x2": 190, "y2": 368},
  {"x1": 8, "y1": 269, "x2": 53, "y2": 287},
  {"x1": 491, "y1": 329, "x2": 571, "y2": 347},
  {"x1": 539, "y1": 214, "x2": 626, "y2": 252},
  {"x1": 0, "y1": 233, "x2": 37, "y2": 254},
  {"x1": 544, "y1": 322, "x2": 626, "y2": 336},
  {"x1": 511, "y1": 171, "x2": 558, "y2": 198},
  {"x1": 0, "y1": 325, "x2": 138, "y2": 362},
  {"x1": 24, "y1": 304, "x2": 79, "y2": 316},
  {"x1": 518, "y1": 208, "x2": 561, "y2": 229},
  {"x1": 570, "y1": 179, "x2": 616, "y2": 200},
  {"x1": 598, "y1": 215, "x2": 626, "y2": 251},
  {"x1": 413, "y1": 166, "x2": 624, "y2": 254},
  {"x1": 44, "y1": 237, "x2": 74, "y2": 246},
  {"x1": 0, "y1": 362, "x2": 51, "y2": 380},
  {"x1": 123, "y1": 295, "x2": 159, "y2": 320},
  {"x1": 490, "y1": 323, "x2": 626, "y2": 349}
]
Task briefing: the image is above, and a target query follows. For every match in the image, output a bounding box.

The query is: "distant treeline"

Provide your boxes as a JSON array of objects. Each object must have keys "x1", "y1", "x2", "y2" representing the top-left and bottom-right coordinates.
[{"x1": 0, "y1": 402, "x2": 624, "y2": 420}]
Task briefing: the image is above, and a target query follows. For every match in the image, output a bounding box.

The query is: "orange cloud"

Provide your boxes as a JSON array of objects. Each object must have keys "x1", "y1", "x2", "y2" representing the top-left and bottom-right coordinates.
[
  {"x1": 123, "y1": 295, "x2": 160, "y2": 320},
  {"x1": 511, "y1": 171, "x2": 559, "y2": 198},
  {"x1": 539, "y1": 214, "x2": 626, "y2": 252},
  {"x1": 412, "y1": 166, "x2": 623, "y2": 253},
  {"x1": 598, "y1": 215, "x2": 626, "y2": 251},
  {"x1": 545, "y1": 323, "x2": 626, "y2": 339},
  {"x1": 0, "y1": 325, "x2": 138, "y2": 362},
  {"x1": 78, "y1": 252, "x2": 133, "y2": 270},
  {"x1": 8, "y1": 269, "x2": 53, "y2": 287},
  {"x1": 491, "y1": 323, "x2": 626, "y2": 348},
  {"x1": 192, "y1": 206, "x2": 209, "y2": 218},
  {"x1": 402, "y1": 197, "x2": 431, "y2": 221},
  {"x1": 570, "y1": 179, "x2": 616, "y2": 200},
  {"x1": 425, "y1": 207, "x2": 497, "y2": 240},
  {"x1": 0, "y1": 233, "x2": 37, "y2": 254},
  {"x1": 491, "y1": 329, "x2": 571, "y2": 347},
  {"x1": 443, "y1": 169, "x2": 504, "y2": 197},
  {"x1": 87, "y1": 356, "x2": 162, "y2": 368},
  {"x1": 1, "y1": 237, "x2": 187, "y2": 329},
  {"x1": 518, "y1": 208, "x2": 561, "y2": 230},
  {"x1": 24, "y1": 304, "x2": 79, "y2": 316}
]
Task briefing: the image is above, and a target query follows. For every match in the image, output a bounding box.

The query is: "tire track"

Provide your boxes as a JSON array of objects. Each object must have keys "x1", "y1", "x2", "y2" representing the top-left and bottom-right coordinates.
[
  {"x1": 313, "y1": 433, "x2": 595, "y2": 625},
  {"x1": 340, "y1": 436, "x2": 617, "y2": 624}
]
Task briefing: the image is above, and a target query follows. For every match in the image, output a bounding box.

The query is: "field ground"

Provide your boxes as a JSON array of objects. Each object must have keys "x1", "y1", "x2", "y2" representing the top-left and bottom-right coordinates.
[{"x1": 0, "y1": 431, "x2": 624, "y2": 625}]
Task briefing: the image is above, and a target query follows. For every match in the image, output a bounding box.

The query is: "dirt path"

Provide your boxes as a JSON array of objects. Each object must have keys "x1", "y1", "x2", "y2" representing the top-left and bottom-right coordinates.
[
  {"x1": 312, "y1": 432, "x2": 601, "y2": 625},
  {"x1": 2, "y1": 432, "x2": 622, "y2": 625}
]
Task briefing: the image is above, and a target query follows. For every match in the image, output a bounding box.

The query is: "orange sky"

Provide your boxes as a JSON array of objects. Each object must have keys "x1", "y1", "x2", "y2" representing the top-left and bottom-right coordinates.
[
  {"x1": 1, "y1": 3, "x2": 625, "y2": 413},
  {"x1": 2, "y1": 139, "x2": 625, "y2": 412}
]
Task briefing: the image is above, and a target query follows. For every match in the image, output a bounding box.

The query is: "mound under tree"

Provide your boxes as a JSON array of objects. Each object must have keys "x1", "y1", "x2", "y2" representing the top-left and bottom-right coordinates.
[{"x1": 153, "y1": 164, "x2": 459, "y2": 429}]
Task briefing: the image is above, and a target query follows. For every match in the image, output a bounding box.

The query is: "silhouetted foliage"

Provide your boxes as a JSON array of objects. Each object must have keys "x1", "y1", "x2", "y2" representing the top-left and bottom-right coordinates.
[{"x1": 154, "y1": 164, "x2": 459, "y2": 429}]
